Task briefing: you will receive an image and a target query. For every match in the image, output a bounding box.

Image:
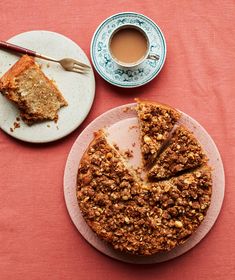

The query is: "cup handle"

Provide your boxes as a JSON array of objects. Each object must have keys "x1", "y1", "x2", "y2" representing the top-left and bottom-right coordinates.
[{"x1": 147, "y1": 53, "x2": 160, "y2": 61}]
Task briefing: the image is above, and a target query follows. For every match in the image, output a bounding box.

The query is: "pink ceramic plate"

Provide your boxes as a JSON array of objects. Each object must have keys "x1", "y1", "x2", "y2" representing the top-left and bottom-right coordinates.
[{"x1": 63, "y1": 103, "x2": 225, "y2": 264}]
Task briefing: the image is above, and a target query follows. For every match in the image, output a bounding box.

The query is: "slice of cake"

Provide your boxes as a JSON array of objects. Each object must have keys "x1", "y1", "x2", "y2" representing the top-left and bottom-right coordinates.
[
  {"x1": 0, "y1": 55, "x2": 67, "y2": 125},
  {"x1": 148, "y1": 125, "x2": 208, "y2": 180},
  {"x1": 135, "y1": 99, "x2": 181, "y2": 167},
  {"x1": 147, "y1": 165, "x2": 212, "y2": 252}
]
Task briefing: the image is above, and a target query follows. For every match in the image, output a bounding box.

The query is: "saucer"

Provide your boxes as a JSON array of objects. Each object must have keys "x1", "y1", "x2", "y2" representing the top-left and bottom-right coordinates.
[{"x1": 90, "y1": 12, "x2": 167, "y2": 88}]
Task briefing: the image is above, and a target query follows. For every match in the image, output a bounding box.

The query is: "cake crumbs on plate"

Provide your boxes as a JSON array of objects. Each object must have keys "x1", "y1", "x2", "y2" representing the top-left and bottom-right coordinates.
[
  {"x1": 128, "y1": 125, "x2": 138, "y2": 131},
  {"x1": 14, "y1": 122, "x2": 20, "y2": 129},
  {"x1": 123, "y1": 106, "x2": 135, "y2": 113},
  {"x1": 113, "y1": 143, "x2": 120, "y2": 150},
  {"x1": 132, "y1": 142, "x2": 136, "y2": 147},
  {"x1": 123, "y1": 149, "x2": 133, "y2": 158},
  {"x1": 47, "y1": 124, "x2": 51, "y2": 128},
  {"x1": 10, "y1": 119, "x2": 21, "y2": 132},
  {"x1": 123, "y1": 106, "x2": 130, "y2": 113}
]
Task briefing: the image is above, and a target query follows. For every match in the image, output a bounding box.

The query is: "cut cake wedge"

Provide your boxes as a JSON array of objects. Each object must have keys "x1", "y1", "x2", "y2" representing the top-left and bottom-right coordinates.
[
  {"x1": 0, "y1": 55, "x2": 67, "y2": 125},
  {"x1": 135, "y1": 99, "x2": 181, "y2": 167},
  {"x1": 148, "y1": 125, "x2": 208, "y2": 180}
]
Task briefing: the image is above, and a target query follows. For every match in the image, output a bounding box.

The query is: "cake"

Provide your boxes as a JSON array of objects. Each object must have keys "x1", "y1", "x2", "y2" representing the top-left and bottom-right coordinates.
[
  {"x1": 147, "y1": 165, "x2": 212, "y2": 253},
  {"x1": 77, "y1": 130, "x2": 144, "y2": 253},
  {"x1": 77, "y1": 116, "x2": 212, "y2": 255},
  {"x1": 135, "y1": 99, "x2": 181, "y2": 167},
  {"x1": 0, "y1": 55, "x2": 67, "y2": 125},
  {"x1": 148, "y1": 125, "x2": 208, "y2": 180}
]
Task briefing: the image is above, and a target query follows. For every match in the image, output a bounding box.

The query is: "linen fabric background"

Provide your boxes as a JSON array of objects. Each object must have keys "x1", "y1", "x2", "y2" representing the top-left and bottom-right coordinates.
[{"x1": 0, "y1": 1, "x2": 235, "y2": 279}]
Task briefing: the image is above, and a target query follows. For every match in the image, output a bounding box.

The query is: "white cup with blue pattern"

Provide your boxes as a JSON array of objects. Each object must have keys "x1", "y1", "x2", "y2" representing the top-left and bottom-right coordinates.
[
  {"x1": 91, "y1": 12, "x2": 166, "y2": 87},
  {"x1": 108, "y1": 24, "x2": 159, "y2": 68}
]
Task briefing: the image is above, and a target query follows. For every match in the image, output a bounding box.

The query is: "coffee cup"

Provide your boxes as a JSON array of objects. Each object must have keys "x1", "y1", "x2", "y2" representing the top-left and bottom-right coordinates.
[{"x1": 108, "y1": 24, "x2": 159, "y2": 68}]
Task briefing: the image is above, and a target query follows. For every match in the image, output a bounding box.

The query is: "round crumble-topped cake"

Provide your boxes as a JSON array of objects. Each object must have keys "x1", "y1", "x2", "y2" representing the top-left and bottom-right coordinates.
[{"x1": 76, "y1": 100, "x2": 212, "y2": 256}]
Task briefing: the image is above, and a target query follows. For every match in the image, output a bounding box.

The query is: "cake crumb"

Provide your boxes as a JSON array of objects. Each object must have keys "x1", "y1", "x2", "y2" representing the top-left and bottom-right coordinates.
[
  {"x1": 123, "y1": 107, "x2": 131, "y2": 113},
  {"x1": 47, "y1": 124, "x2": 50, "y2": 128},
  {"x1": 113, "y1": 143, "x2": 120, "y2": 150},
  {"x1": 10, "y1": 120, "x2": 20, "y2": 132},
  {"x1": 129, "y1": 125, "x2": 138, "y2": 131},
  {"x1": 16, "y1": 117, "x2": 20, "y2": 122},
  {"x1": 132, "y1": 142, "x2": 136, "y2": 147},
  {"x1": 13, "y1": 121, "x2": 20, "y2": 129},
  {"x1": 123, "y1": 149, "x2": 133, "y2": 158},
  {"x1": 123, "y1": 106, "x2": 135, "y2": 113},
  {"x1": 46, "y1": 63, "x2": 50, "y2": 68}
]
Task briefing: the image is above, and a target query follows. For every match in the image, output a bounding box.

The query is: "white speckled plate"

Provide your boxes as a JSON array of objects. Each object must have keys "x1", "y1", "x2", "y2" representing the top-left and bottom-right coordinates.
[
  {"x1": 64, "y1": 103, "x2": 225, "y2": 264},
  {"x1": 0, "y1": 31, "x2": 95, "y2": 143},
  {"x1": 90, "y1": 12, "x2": 166, "y2": 88}
]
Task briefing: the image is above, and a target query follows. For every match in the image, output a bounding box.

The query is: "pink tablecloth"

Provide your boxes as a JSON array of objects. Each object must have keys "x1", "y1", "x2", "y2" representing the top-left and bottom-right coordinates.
[{"x1": 0, "y1": 1, "x2": 235, "y2": 279}]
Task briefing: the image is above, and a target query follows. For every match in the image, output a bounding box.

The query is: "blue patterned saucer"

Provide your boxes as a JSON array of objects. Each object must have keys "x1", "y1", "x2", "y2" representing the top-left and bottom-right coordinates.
[{"x1": 90, "y1": 12, "x2": 166, "y2": 88}]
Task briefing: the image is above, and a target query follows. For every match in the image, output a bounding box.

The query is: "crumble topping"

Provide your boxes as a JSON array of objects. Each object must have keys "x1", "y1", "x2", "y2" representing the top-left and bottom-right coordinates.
[
  {"x1": 77, "y1": 130, "x2": 212, "y2": 256},
  {"x1": 148, "y1": 126, "x2": 208, "y2": 180},
  {"x1": 135, "y1": 100, "x2": 181, "y2": 167}
]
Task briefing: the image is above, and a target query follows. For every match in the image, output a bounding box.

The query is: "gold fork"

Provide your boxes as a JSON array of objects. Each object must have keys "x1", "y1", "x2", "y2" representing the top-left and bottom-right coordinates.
[{"x1": 0, "y1": 40, "x2": 90, "y2": 74}]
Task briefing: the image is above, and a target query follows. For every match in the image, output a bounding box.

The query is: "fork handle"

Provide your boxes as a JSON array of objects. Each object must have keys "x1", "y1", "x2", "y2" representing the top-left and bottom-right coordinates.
[
  {"x1": 0, "y1": 40, "x2": 59, "y2": 62},
  {"x1": 0, "y1": 40, "x2": 37, "y2": 57}
]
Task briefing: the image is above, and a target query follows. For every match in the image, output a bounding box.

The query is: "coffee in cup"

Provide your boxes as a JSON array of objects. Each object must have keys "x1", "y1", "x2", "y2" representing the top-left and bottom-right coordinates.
[{"x1": 109, "y1": 25, "x2": 159, "y2": 68}]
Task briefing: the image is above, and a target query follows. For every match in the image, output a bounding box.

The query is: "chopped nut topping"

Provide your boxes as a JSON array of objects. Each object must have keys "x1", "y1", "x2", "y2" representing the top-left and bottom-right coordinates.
[
  {"x1": 106, "y1": 152, "x2": 113, "y2": 159},
  {"x1": 156, "y1": 134, "x2": 163, "y2": 140},
  {"x1": 135, "y1": 99, "x2": 181, "y2": 167},
  {"x1": 76, "y1": 101, "x2": 212, "y2": 256},
  {"x1": 148, "y1": 126, "x2": 208, "y2": 180},
  {"x1": 174, "y1": 221, "x2": 183, "y2": 228},
  {"x1": 144, "y1": 135, "x2": 152, "y2": 143}
]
